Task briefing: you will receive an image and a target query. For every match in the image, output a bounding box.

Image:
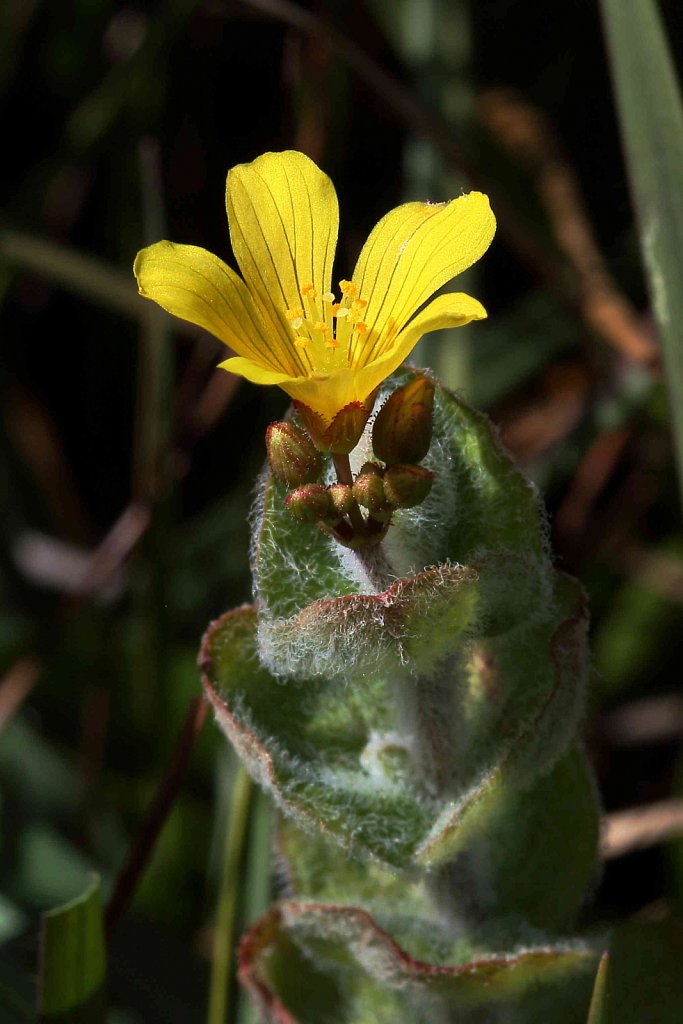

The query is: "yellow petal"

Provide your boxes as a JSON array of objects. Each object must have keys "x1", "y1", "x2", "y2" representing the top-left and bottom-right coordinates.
[
  {"x1": 226, "y1": 151, "x2": 339, "y2": 357},
  {"x1": 220, "y1": 354, "x2": 354, "y2": 425},
  {"x1": 223, "y1": 293, "x2": 485, "y2": 424},
  {"x1": 279, "y1": 367, "x2": 366, "y2": 425},
  {"x1": 350, "y1": 292, "x2": 487, "y2": 401},
  {"x1": 134, "y1": 241, "x2": 301, "y2": 375},
  {"x1": 219, "y1": 355, "x2": 295, "y2": 387},
  {"x1": 352, "y1": 192, "x2": 495, "y2": 361}
]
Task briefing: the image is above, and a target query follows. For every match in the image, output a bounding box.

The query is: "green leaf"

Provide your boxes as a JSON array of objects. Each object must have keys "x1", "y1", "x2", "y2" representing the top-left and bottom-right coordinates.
[
  {"x1": 253, "y1": 371, "x2": 552, "y2": 683},
  {"x1": 38, "y1": 874, "x2": 106, "y2": 1022},
  {"x1": 277, "y1": 746, "x2": 598, "y2": 945},
  {"x1": 239, "y1": 903, "x2": 597, "y2": 1024},
  {"x1": 201, "y1": 579, "x2": 597, "y2": 919},
  {"x1": 586, "y1": 952, "x2": 611, "y2": 1024},
  {"x1": 257, "y1": 562, "x2": 479, "y2": 682},
  {"x1": 600, "y1": 0, "x2": 683, "y2": 509},
  {"x1": 452, "y1": 745, "x2": 600, "y2": 932}
]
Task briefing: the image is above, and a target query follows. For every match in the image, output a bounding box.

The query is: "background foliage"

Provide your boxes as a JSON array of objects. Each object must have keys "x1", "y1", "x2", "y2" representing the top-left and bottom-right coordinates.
[{"x1": 1, "y1": 0, "x2": 683, "y2": 1020}]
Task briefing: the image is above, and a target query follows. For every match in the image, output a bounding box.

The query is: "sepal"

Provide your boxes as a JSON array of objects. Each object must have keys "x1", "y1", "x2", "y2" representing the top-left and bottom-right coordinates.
[{"x1": 294, "y1": 390, "x2": 378, "y2": 453}]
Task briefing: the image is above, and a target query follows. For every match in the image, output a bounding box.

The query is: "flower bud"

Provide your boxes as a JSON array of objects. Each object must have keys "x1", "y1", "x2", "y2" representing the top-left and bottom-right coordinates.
[
  {"x1": 285, "y1": 484, "x2": 335, "y2": 523},
  {"x1": 372, "y1": 377, "x2": 435, "y2": 465},
  {"x1": 328, "y1": 483, "x2": 354, "y2": 518},
  {"x1": 353, "y1": 466, "x2": 388, "y2": 515},
  {"x1": 383, "y1": 464, "x2": 433, "y2": 509},
  {"x1": 266, "y1": 421, "x2": 323, "y2": 487}
]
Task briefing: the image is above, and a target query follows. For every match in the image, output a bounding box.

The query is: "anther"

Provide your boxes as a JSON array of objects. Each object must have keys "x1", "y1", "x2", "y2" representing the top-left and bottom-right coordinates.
[
  {"x1": 301, "y1": 283, "x2": 317, "y2": 298},
  {"x1": 294, "y1": 336, "x2": 310, "y2": 349},
  {"x1": 339, "y1": 280, "x2": 357, "y2": 297}
]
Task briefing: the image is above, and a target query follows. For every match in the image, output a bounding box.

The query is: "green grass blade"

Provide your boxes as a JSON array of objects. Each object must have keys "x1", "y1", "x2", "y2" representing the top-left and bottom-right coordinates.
[
  {"x1": 586, "y1": 951, "x2": 611, "y2": 1024},
  {"x1": 207, "y1": 766, "x2": 253, "y2": 1024},
  {"x1": 38, "y1": 874, "x2": 106, "y2": 1021},
  {"x1": 601, "y1": 0, "x2": 683, "y2": 510}
]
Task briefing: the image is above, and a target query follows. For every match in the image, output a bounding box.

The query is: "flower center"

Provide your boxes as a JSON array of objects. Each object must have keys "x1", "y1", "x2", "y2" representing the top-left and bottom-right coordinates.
[{"x1": 285, "y1": 280, "x2": 368, "y2": 375}]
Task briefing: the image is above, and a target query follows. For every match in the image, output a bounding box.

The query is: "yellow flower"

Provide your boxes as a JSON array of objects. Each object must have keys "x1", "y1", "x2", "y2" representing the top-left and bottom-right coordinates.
[{"x1": 134, "y1": 151, "x2": 495, "y2": 451}]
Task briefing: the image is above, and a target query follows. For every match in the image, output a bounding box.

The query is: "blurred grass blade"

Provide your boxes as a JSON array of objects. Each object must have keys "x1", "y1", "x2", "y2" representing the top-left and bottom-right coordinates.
[
  {"x1": 586, "y1": 951, "x2": 611, "y2": 1024},
  {"x1": 208, "y1": 766, "x2": 253, "y2": 1024},
  {"x1": 601, "y1": 0, "x2": 683, "y2": 509},
  {"x1": 0, "y1": 228, "x2": 140, "y2": 318},
  {"x1": 38, "y1": 874, "x2": 106, "y2": 1021}
]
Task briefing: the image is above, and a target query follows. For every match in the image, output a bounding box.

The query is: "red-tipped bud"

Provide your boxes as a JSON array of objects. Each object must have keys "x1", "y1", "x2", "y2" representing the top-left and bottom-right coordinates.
[
  {"x1": 372, "y1": 376, "x2": 435, "y2": 464},
  {"x1": 266, "y1": 421, "x2": 323, "y2": 487},
  {"x1": 352, "y1": 465, "x2": 388, "y2": 515},
  {"x1": 328, "y1": 483, "x2": 354, "y2": 518},
  {"x1": 383, "y1": 464, "x2": 433, "y2": 508},
  {"x1": 284, "y1": 484, "x2": 335, "y2": 523}
]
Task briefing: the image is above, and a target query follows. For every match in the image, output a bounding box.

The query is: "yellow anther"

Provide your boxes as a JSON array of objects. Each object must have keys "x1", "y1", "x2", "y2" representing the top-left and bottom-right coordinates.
[
  {"x1": 339, "y1": 279, "x2": 357, "y2": 297},
  {"x1": 354, "y1": 321, "x2": 368, "y2": 333},
  {"x1": 301, "y1": 283, "x2": 317, "y2": 298},
  {"x1": 322, "y1": 291, "x2": 335, "y2": 304},
  {"x1": 352, "y1": 298, "x2": 367, "y2": 311},
  {"x1": 314, "y1": 321, "x2": 328, "y2": 334},
  {"x1": 286, "y1": 306, "x2": 304, "y2": 320},
  {"x1": 294, "y1": 336, "x2": 310, "y2": 349},
  {"x1": 331, "y1": 303, "x2": 342, "y2": 316},
  {"x1": 325, "y1": 337, "x2": 340, "y2": 349}
]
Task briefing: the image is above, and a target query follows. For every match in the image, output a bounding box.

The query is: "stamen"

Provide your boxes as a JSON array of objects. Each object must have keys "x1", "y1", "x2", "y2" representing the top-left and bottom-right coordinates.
[
  {"x1": 313, "y1": 321, "x2": 328, "y2": 334},
  {"x1": 286, "y1": 306, "x2": 304, "y2": 320},
  {"x1": 339, "y1": 279, "x2": 357, "y2": 297},
  {"x1": 325, "y1": 337, "x2": 340, "y2": 349},
  {"x1": 294, "y1": 336, "x2": 310, "y2": 349},
  {"x1": 354, "y1": 321, "x2": 368, "y2": 333},
  {"x1": 352, "y1": 298, "x2": 367, "y2": 310},
  {"x1": 300, "y1": 283, "x2": 316, "y2": 298}
]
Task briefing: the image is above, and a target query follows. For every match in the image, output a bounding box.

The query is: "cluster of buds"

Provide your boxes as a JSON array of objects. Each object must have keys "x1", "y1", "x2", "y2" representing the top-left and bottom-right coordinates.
[{"x1": 265, "y1": 376, "x2": 435, "y2": 548}]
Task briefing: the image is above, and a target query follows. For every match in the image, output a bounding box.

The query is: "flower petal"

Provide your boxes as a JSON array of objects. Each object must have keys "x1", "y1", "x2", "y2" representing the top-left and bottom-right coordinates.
[
  {"x1": 223, "y1": 294, "x2": 486, "y2": 424},
  {"x1": 220, "y1": 355, "x2": 359, "y2": 426},
  {"x1": 349, "y1": 292, "x2": 487, "y2": 401},
  {"x1": 134, "y1": 241, "x2": 300, "y2": 374},
  {"x1": 218, "y1": 355, "x2": 296, "y2": 387},
  {"x1": 226, "y1": 151, "x2": 339, "y2": 351},
  {"x1": 352, "y1": 192, "x2": 495, "y2": 361}
]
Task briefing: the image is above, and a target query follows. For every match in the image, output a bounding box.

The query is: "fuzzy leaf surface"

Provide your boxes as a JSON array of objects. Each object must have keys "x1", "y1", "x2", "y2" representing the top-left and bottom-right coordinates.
[
  {"x1": 201, "y1": 589, "x2": 597, "y2": 899},
  {"x1": 238, "y1": 902, "x2": 597, "y2": 1024},
  {"x1": 252, "y1": 370, "x2": 553, "y2": 682}
]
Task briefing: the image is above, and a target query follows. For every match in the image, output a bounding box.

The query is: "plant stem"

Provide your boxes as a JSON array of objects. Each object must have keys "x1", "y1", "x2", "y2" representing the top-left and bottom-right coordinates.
[{"x1": 207, "y1": 766, "x2": 253, "y2": 1024}]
